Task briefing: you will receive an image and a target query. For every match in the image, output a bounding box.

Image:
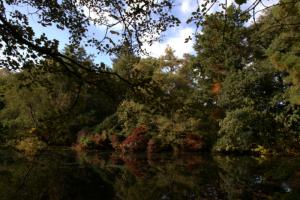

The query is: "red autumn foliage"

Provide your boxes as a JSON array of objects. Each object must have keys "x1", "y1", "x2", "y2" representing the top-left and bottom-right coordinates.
[
  {"x1": 120, "y1": 126, "x2": 149, "y2": 152},
  {"x1": 72, "y1": 143, "x2": 84, "y2": 151},
  {"x1": 90, "y1": 133, "x2": 102, "y2": 144},
  {"x1": 132, "y1": 125, "x2": 148, "y2": 135},
  {"x1": 211, "y1": 82, "x2": 221, "y2": 94},
  {"x1": 183, "y1": 133, "x2": 205, "y2": 151}
]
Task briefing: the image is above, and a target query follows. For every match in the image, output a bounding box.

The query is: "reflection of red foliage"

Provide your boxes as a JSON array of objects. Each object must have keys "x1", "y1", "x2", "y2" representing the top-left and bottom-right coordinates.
[
  {"x1": 185, "y1": 155, "x2": 205, "y2": 171},
  {"x1": 121, "y1": 126, "x2": 149, "y2": 152},
  {"x1": 147, "y1": 138, "x2": 170, "y2": 153},
  {"x1": 120, "y1": 155, "x2": 145, "y2": 178},
  {"x1": 109, "y1": 153, "x2": 124, "y2": 165},
  {"x1": 72, "y1": 143, "x2": 84, "y2": 151},
  {"x1": 183, "y1": 134, "x2": 205, "y2": 151}
]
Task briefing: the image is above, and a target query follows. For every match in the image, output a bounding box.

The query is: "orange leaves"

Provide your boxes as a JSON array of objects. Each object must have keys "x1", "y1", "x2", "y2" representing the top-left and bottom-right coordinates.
[{"x1": 211, "y1": 82, "x2": 221, "y2": 94}]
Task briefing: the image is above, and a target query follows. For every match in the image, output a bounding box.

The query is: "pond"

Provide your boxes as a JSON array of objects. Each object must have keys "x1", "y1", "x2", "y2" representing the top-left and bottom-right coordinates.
[{"x1": 0, "y1": 149, "x2": 299, "y2": 200}]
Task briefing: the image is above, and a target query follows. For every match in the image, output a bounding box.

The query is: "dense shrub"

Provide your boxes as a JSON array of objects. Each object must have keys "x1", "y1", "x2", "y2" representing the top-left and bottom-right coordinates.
[
  {"x1": 117, "y1": 100, "x2": 153, "y2": 136},
  {"x1": 120, "y1": 126, "x2": 149, "y2": 152},
  {"x1": 74, "y1": 131, "x2": 112, "y2": 150},
  {"x1": 213, "y1": 107, "x2": 275, "y2": 153}
]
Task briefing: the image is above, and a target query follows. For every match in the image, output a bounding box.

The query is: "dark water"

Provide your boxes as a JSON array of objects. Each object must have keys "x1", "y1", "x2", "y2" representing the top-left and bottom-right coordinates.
[{"x1": 0, "y1": 149, "x2": 300, "y2": 200}]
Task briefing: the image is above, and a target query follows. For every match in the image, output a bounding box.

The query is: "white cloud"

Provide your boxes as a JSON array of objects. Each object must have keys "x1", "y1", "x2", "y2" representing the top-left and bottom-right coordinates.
[
  {"x1": 82, "y1": 6, "x2": 123, "y2": 31},
  {"x1": 205, "y1": 0, "x2": 279, "y2": 24},
  {"x1": 227, "y1": 0, "x2": 235, "y2": 6},
  {"x1": 180, "y1": 0, "x2": 193, "y2": 14},
  {"x1": 253, "y1": 0, "x2": 279, "y2": 17},
  {"x1": 143, "y1": 27, "x2": 195, "y2": 58},
  {"x1": 243, "y1": 0, "x2": 279, "y2": 25}
]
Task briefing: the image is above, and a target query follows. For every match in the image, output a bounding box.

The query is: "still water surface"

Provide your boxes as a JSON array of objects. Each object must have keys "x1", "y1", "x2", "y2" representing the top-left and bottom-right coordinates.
[{"x1": 0, "y1": 149, "x2": 300, "y2": 200}]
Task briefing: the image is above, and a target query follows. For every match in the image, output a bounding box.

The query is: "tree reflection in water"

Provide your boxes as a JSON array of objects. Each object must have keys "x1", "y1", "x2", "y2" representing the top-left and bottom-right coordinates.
[{"x1": 0, "y1": 149, "x2": 300, "y2": 200}]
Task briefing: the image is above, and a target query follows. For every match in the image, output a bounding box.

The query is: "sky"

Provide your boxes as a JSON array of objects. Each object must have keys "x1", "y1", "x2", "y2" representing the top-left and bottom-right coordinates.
[
  {"x1": 82, "y1": 0, "x2": 278, "y2": 66},
  {"x1": 90, "y1": 0, "x2": 277, "y2": 66},
  {"x1": 145, "y1": 0, "x2": 279, "y2": 61},
  {"x1": 2, "y1": 0, "x2": 279, "y2": 67}
]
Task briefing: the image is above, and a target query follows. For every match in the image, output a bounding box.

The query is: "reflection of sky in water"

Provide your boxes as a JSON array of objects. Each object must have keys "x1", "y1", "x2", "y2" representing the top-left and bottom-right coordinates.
[
  {"x1": 254, "y1": 175, "x2": 264, "y2": 184},
  {"x1": 281, "y1": 182, "x2": 292, "y2": 193}
]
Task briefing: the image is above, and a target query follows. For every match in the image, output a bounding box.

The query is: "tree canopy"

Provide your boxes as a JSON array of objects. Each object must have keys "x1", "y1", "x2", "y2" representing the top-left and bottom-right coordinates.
[
  {"x1": 0, "y1": 0, "x2": 179, "y2": 69},
  {"x1": 0, "y1": 0, "x2": 299, "y2": 154}
]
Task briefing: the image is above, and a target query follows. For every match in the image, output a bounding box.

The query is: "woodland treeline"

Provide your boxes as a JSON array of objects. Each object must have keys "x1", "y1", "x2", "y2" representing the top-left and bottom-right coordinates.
[{"x1": 0, "y1": 0, "x2": 299, "y2": 154}]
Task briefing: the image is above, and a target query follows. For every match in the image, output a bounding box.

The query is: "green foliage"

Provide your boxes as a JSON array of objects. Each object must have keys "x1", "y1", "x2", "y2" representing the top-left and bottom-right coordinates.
[
  {"x1": 215, "y1": 66, "x2": 300, "y2": 153},
  {"x1": 112, "y1": 45, "x2": 140, "y2": 79},
  {"x1": 0, "y1": 0, "x2": 179, "y2": 69},
  {"x1": 258, "y1": 0, "x2": 300, "y2": 104},
  {"x1": 214, "y1": 107, "x2": 275, "y2": 152},
  {"x1": 0, "y1": 47, "x2": 122, "y2": 145},
  {"x1": 94, "y1": 114, "x2": 120, "y2": 135},
  {"x1": 117, "y1": 100, "x2": 150, "y2": 135},
  {"x1": 194, "y1": 5, "x2": 251, "y2": 81},
  {"x1": 1, "y1": 0, "x2": 300, "y2": 154},
  {"x1": 201, "y1": 2, "x2": 300, "y2": 153},
  {"x1": 235, "y1": 0, "x2": 247, "y2": 5},
  {"x1": 218, "y1": 67, "x2": 284, "y2": 111},
  {"x1": 14, "y1": 136, "x2": 47, "y2": 155},
  {"x1": 85, "y1": 48, "x2": 212, "y2": 151},
  {"x1": 252, "y1": 145, "x2": 270, "y2": 155}
]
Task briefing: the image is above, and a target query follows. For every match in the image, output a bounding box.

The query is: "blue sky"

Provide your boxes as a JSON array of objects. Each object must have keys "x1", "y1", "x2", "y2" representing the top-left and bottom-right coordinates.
[
  {"x1": 144, "y1": 0, "x2": 279, "y2": 61},
  {"x1": 2, "y1": 0, "x2": 279, "y2": 67},
  {"x1": 80, "y1": 0, "x2": 278, "y2": 66}
]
